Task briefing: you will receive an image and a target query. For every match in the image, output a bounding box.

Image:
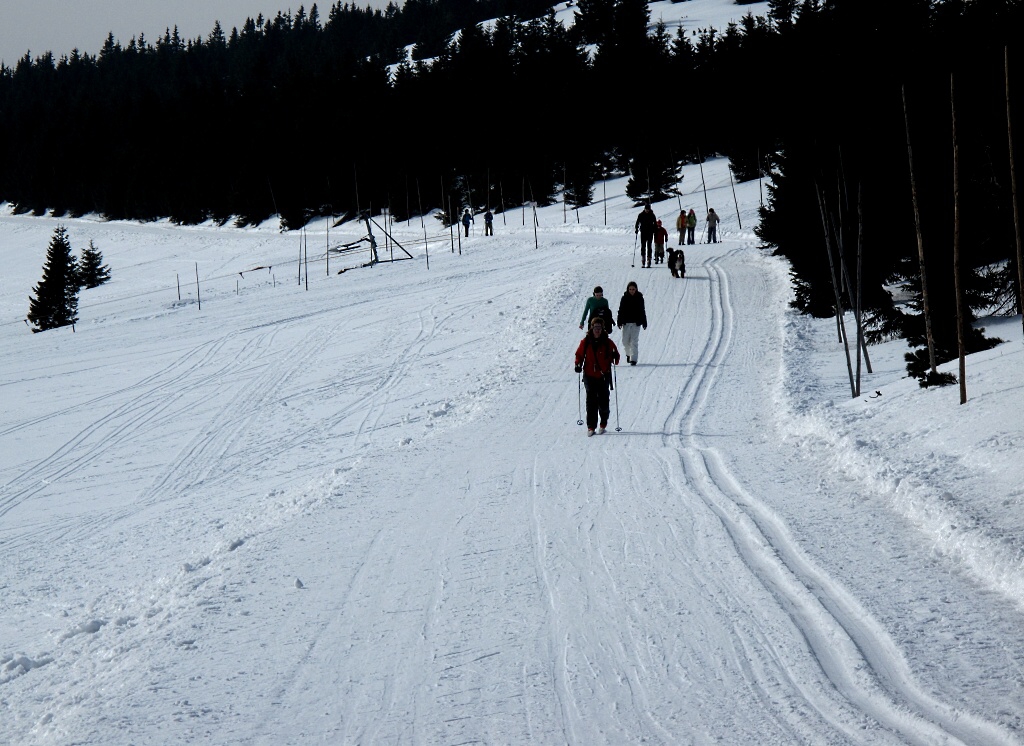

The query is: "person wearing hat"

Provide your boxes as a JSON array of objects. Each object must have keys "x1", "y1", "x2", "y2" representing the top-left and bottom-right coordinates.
[
  {"x1": 578, "y1": 286, "x2": 613, "y2": 331},
  {"x1": 574, "y1": 315, "x2": 620, "y2": 435},
  {"x1": 653, "y1": 219, "x2": 669, "y2": 265}
]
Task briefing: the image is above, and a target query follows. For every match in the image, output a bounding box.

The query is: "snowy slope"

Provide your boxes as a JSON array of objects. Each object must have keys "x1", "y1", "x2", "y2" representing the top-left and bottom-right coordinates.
[{"x1": 2, "y1": 0, "x2": 1024, "y2": 741}]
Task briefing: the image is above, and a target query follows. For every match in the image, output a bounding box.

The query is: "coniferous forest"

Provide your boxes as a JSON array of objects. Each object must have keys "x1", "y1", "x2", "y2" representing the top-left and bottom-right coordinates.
[{"x1": 2, "y1": 0, "x2": 1022, "y2": 370}]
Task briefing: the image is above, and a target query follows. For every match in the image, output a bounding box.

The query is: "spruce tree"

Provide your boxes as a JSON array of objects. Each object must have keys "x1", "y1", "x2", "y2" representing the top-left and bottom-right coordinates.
[
  {"x1": 27, "y1": 226, "x2": 80, "y2": 332},
  {"x1": 77, "y1": 240, "x2": 111, "y2": 288}
]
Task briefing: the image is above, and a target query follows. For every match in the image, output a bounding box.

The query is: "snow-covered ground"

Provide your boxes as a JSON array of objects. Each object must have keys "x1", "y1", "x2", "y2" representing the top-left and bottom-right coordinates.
[
  {"x1": 2, "y1": 150, "x2": 1022, "y2": 745},
  {"x1": 3, "y1": 2, "x2": 1024, "y2": 742}
]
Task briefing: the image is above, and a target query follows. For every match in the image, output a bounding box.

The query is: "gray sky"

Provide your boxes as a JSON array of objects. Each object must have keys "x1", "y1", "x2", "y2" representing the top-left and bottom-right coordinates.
[{"x1": 1, "y1": 0, "x2": 389, "y2": 67}]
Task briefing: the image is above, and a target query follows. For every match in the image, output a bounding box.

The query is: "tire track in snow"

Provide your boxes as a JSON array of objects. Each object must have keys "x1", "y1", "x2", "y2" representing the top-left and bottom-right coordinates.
[{"x1": 670, "y1": 246, "x2": 1018, "y2": 745}]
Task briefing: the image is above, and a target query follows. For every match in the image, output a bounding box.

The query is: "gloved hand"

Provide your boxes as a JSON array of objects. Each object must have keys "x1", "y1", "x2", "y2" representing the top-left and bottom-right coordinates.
[
  {"x1": 642, "y1": 324, "x2": 647, "y2": 330},
  {"x1": 579, "y1": 323, "x2": 583, "y2": 329},
  {"x1": 635, "y1": 229, "x2": 639, "y2": 234},
  {"x1": 574, "y1": 365, "x2": 582, "y2": 373}
]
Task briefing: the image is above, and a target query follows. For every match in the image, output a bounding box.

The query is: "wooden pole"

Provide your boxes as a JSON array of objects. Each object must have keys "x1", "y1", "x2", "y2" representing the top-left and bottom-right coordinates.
[
  {"x1": 697, "y1": 147, "x2": 709, "y2": 214},
  {"x1": 417, "y1": 178, "x2": 429, "y2": 270},
  {"x1": 729, "y1": 166, "x2": 741, "y2": 230},
  {"x1": 903, "y1": 84, "x2": 938, "y2": 376},
  {"x1": 1007, "y1": 47, "x2": 1024, "y2": 340},
  {"x1": 817, "y1": 181, "x2": 857, "y2": 397},
  {"x1": 952, "y1": 74, "x2": 967, "y2": 404}
]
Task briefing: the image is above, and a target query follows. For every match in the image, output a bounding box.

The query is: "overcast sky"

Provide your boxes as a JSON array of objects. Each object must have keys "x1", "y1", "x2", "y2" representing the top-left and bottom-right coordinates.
[{"x1": 1, "y1": 0, "x2": 391, "y2": 67}]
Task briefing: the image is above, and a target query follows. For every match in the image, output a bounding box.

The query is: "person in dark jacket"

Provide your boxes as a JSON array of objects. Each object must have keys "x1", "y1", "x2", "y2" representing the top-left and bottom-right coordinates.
[
  {"x1": 483, "y1": 209, "x2": 494, "y2": 235},
  {"x1": 634, "y1": 204, "x2": 657, "y2": 268},
  {"x1": 686, "y1": 209, "x2": 697, "y2": 245},
  {"x1": 574, "y1": 316, "x2": 620, "y2": 435},
  {"x1": 616, "y1": 281, "x2": 648, "y2": 365},
  {"x1": 461, "y1": 209, "x2": 474, "y2": 236}
]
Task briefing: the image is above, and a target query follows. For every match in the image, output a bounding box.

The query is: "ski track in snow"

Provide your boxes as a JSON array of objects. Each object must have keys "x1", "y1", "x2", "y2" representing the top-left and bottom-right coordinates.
[{"x1": 2, "y1": 163, "x2": 1022, "y2": 742}]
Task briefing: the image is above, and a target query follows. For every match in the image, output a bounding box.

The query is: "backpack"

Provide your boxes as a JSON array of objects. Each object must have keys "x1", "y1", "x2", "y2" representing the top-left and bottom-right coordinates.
[{"x1": 595, "y1": 305, "x2": 615, "y2": 333}]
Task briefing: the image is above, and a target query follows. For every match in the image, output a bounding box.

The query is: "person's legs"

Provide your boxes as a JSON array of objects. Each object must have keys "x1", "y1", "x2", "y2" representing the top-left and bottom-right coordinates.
[
  {"x1": 622, "y1": 323, "x2": 638, "y2": 361},
  {"x1": 597, "y1": 379, "x2": 610, "y2": 428},
  {"x1": 584, "y1": 376, "x2": 600, "y2": 431}
]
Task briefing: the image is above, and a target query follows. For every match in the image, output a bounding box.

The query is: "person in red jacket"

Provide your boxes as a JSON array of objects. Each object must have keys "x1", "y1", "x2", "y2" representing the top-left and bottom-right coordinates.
[
  {"x1": 653, "y1": 220, "x2": 669, "y2": 265},
  {"x1": 574, "y1": 315, "x2": 620, "y2": 435}
]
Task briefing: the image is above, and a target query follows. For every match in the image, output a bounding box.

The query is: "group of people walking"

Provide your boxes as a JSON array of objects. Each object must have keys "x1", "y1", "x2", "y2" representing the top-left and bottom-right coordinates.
[
  {"x1": 575, "y1": 283, "x2": 647, "y2": 436},
  {"x1": 636, "y1": 204, "x2": 721, "y2": 261}
]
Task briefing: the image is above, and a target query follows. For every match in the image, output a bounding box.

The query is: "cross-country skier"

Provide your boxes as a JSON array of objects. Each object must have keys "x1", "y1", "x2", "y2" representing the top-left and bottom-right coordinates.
[
  {"x1": 634, "y1": 204, "x2": 657, "y2": 268},
  {"x1": 706, "y1": 208, "x2": 720, "y2": 243},
  {"x1": 574, "y1": 316, "x2": 620, "y2": 435}
]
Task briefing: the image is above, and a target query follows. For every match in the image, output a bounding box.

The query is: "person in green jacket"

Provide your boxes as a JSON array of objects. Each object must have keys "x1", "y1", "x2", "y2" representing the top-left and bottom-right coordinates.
[
  {"x1": 578, "y1": 286, "x2": 613, "y2": 331},
  {"x1": 686, "y1": 209, "x2": 697, "y2": 245}
]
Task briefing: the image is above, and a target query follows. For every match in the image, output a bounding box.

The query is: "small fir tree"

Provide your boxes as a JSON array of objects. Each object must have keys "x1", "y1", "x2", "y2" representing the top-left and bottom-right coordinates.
[
  {"x1": 77, "y1": 240, "x2": 111, "y2": 288},
  {"x1": 28, "y1": 226, "x2": 80, "y2": 332}
]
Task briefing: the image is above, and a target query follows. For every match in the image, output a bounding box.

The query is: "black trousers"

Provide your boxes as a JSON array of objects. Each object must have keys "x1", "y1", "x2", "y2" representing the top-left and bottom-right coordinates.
[{"x1": 583, "y1": 374, "x2": 610, "y2": 430}]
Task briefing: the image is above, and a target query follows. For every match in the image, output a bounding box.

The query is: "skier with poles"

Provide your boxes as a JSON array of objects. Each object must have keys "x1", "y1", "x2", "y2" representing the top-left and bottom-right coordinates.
[
  {"x1": 634, "y1": 204, "x2": 657, "y2": 268},
  {"x1": 706, "y1": 208, "x2": 721, "y2": 244},
  {"x1": 574, "y1": 315, "x2": 620, "y2": 436}
]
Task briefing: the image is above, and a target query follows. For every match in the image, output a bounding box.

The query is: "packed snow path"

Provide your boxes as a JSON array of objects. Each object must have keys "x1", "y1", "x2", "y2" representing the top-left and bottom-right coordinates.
[{"x1": 3, "y1": 171, "x2": 1023, "y2": 743}]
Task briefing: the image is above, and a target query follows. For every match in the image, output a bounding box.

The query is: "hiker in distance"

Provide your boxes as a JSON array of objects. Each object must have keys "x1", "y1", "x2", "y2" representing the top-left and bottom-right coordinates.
[
  {"x1": 686, "y1": 208, "x2": 697, "y2": 244},
  {"x1": 461, "y1": 208, "x2": 474, "y2": 236},
  {"x1": 616, "y1": 281, "x2": 647, "y2": 366},
  {"x1": 634, "y1": 204, "x2": 657, "y2": 268},
  {"x1": 706, "y1": 208, "x2": 721, "y2": 244},
  {"x1": 484, "y1": 209, "x2": 494, "y2": 236},
  {"x1": 653, "y1": 219, "x2": 669, "y2": 265},
  {"x1": 574, "y1": 316, "x2": 620, "y2": 435},
  {"x1": 579, "y1": 285, "x2": 614, "y2": 331},
  {"x1": 675, "y1": 209, "x2": 686, "y2": 245}
]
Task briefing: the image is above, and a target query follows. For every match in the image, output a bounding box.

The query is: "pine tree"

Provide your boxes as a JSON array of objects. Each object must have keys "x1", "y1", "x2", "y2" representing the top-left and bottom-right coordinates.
[
  {"x1": 27, "y1": 226, "x2": 80, "y2": 332},
  {"x1": 77, "y1": 240, "x2": 111, "y2": 288}
]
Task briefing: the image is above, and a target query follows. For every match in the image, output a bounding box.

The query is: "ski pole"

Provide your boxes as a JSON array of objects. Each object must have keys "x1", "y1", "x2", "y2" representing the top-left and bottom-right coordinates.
[
  {"x1": 631, "y1": 233, "x2": 638, "y2": 267},
  {"x1": 577, "y1": 373, "x2": 584, "y2": 426},
  {"x1": 613, "y1": 364, "x2": 621, "y2": 432}
]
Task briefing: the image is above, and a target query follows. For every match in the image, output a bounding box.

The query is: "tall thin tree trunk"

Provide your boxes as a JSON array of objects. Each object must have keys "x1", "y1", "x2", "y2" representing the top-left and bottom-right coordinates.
[
  {"x1": 1007, "y1": 47, "x2": 1024, "y2": 340},
  {"x1": 952, "y1": 74, "x2": 967, "y2": 404},
  {"x1": 903, "y1": 85, "x2": 938, "y2": 376}
]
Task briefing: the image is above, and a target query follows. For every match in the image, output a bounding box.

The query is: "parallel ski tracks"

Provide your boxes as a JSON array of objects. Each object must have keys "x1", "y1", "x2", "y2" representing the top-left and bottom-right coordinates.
[{"x1": 666, "y1": 248, "x2": 1017, "y2": 745}]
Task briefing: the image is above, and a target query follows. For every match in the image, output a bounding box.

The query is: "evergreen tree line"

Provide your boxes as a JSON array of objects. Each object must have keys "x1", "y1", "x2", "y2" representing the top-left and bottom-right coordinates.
[
  {"x1": 2, "y1": 0, "x2": 1023, "y2": 369},
  {"x1": 750, "y1": 0, "x2": 1023, "y2": 382}
]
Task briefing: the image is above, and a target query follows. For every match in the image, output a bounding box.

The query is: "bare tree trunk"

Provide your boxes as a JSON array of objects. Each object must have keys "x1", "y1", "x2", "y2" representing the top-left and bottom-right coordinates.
[
  {"x1": 903, "y1": 85, "x2": 938, "y2": 376},
  {"x1": 1008, "y1": 47, "x2": 1024, "y2": 340},
  {"x1": 952, "y1": 74, "x2": 967, "y2": 404}
]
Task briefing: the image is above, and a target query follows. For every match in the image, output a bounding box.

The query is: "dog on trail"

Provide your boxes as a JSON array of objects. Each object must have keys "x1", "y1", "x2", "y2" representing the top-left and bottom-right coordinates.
[{"x1": 667, "y1": 248, "x2": 686, "y2": 278}]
